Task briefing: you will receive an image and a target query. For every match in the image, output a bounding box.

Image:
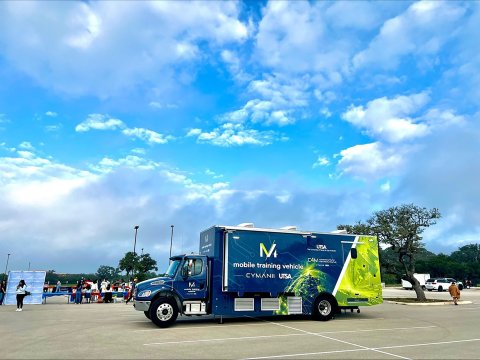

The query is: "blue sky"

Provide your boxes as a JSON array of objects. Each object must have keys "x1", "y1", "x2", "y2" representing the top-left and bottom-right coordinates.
[{"x1": 1, "y1": 1, "x2": 479, "y2": 274}]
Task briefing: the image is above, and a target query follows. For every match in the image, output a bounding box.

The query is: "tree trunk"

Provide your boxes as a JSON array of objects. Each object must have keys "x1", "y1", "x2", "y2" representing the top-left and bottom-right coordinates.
[
  {"x1": 400, "y1": 256, "x2": 426, "y2": 301},
  {"x1": 410, "y1": 276, "x2": 426, "y2": 301}
]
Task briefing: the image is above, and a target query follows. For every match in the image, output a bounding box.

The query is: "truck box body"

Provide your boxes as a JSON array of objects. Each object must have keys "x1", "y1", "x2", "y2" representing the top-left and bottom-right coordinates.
[{"x1": 134, "y1": 225, "x2": 383, "y2": 327}]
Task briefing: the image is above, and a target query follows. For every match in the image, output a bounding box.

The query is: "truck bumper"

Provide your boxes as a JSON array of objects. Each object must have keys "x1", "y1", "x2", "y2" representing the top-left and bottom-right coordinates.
[{"x1": 134, "y1": 300, "x2": 151, "y2": 312}]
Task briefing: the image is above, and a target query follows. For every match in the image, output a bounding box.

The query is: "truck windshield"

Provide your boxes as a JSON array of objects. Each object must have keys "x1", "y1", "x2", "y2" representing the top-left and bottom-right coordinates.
[{"x1": 164, "y1": 259, "x2": 181, "y2": 278}]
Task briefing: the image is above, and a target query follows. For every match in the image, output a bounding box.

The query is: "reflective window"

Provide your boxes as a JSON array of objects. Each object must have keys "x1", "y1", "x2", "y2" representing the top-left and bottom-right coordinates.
[{"x1": 183, "y1": 258, "x2": 203, "y2": 277}]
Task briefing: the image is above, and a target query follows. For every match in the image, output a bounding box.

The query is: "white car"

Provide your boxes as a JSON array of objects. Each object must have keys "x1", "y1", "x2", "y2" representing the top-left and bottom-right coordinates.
[{"x1": 425, "y1": 278, "x2": 463, "y2": 292}]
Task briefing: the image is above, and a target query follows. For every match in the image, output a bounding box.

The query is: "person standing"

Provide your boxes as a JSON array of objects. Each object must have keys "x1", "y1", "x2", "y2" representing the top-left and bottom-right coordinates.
[
  {"x1": 16, "y1": 280, "x2": 27, "y2": 311},
  {"x1": 55, "y1": 280, "x2": 61, "y2": 293},
  {"x1": 84, "y1": 284, "x2": 92, "y2": 304},
  {"x1": 449, "y1": 281, "x2": 461, "y2": 305},
  {"x1": 75, "y1": 279, "x2": 83, "y2": 304},
  {"x1": 125, "y1": 278, "x2": 137, "y2": 305},
  {"x1": 0, "y1": 280, "x2": 6, "y2": 305}
]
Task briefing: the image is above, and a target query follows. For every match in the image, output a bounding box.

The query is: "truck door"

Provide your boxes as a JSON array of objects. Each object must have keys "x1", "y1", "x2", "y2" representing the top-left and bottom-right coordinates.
[{"x1": 174, "y1": 256, "x2": 208, "y2": 300}]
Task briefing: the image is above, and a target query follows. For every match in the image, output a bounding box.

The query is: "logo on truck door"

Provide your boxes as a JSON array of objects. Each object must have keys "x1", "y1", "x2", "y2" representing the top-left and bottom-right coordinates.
[{"x1": 260, "y1": 243, "x2": 278, "y2": 258}]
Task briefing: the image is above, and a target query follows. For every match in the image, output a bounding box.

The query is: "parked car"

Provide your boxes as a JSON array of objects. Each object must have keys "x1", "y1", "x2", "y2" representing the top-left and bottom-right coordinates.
[{"x1": 425, "y1": 278, "x2": 463, "y2": 292}]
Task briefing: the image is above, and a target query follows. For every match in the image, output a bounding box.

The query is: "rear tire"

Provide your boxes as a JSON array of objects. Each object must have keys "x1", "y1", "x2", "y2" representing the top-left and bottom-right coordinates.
[
  {"x1": 438, "y1": 286, "x2": 443, "y2": 292},
  {"x1": 313, "y1": 295, "x2": 336, "y2": 321},
  {"x1": 150, "y1": 297, "x2": 178, "y2": 328},
  {"x1": 458, "y1": 284, "x2": 463, "y2": 290}
]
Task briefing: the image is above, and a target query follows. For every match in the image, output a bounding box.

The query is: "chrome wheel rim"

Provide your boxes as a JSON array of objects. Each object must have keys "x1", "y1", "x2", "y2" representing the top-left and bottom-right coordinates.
[
  {"x1": 156, "y1": 303, "x2": 174, "y2": 322},
  {"x1": 318, "y1": 300, "x2": 331, "y2": 316}
]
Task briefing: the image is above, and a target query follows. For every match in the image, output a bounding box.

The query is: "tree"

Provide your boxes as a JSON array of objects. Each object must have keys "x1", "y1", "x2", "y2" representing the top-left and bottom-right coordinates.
[
  {"x1": 369, "y1": 204, "x2": 440, "y2": 301},
  {"x1": 118, "y1": 252, "x2": 138, "y2": 279},
  {"x1": 118, "y1": 251, "x2": 158, "y2": 281},
  {"x1": 136, "y1": 253, "x2": 158, "y2": 276},
  {"x1": 96, "y1": 265, "x2": 119, "y2": 280}
]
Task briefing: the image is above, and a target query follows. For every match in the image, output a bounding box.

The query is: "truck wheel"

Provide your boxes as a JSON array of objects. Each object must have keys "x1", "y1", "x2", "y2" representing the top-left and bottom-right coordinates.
[
  {"x1": 313, "y1": 295, "x2": 336, "y2": 321},
  {"x1": 438, "y1": 286, "x2": 443, "y2": 292},
  {"x1": 144, "y1": 311, "x2": 151, "y2": 320},
  {"x1": 150, "y1": 297, "x2": 178, "y2": 328}
]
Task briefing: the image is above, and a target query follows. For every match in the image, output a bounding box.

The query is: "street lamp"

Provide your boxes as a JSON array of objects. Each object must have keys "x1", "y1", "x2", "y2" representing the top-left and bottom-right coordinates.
[
  {"x1": 3, "y1": 253, "x2": 11, "y2": 281},
  {"x1": 133, "y1": 226, "x2": 139, "y2": 278},
  {"x1": 133, "y1": 225, "x2": 139, "y2": 255},
  {"x1": 169, "y1": 225, "x2": 174, "y2": 259}
]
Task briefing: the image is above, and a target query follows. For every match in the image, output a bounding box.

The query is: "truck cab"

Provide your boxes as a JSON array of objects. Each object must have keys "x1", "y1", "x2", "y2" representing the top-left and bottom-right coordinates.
[{"x1": 134, "y1": 254, "x2": 209, "y2": 327}]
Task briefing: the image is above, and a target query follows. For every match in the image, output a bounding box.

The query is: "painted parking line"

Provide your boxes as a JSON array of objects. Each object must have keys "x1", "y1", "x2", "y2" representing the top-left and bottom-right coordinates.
[
  {"x1": 144, "y1": 333, "x2": 305, "y2": 346},
  {"x1": 242, "y1": 338, "x2": 480, "y2": 360},
  {"x1": 267, "y1": 321, "x2": 411, "y2": 360},
  {"x1": 142, "y1": 324, "x2": 437, "y2": 357}
]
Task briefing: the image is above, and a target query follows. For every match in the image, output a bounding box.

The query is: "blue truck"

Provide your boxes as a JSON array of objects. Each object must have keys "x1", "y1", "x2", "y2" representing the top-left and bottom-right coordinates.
[{"x1": 134, "y1": 224, "x2": 383, "y2": 327}]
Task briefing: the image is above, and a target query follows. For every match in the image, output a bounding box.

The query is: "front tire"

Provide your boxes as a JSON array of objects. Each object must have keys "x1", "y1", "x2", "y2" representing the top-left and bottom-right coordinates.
[
  {"x1": 150, "y1": 297, "x2": 178, "y2": 328},
  {"x1": 438, "y1": 286, "x2": 443, "y2": 292},
  {"x1": 313, "y1": 295, "x2": 336, "y2": 321}
]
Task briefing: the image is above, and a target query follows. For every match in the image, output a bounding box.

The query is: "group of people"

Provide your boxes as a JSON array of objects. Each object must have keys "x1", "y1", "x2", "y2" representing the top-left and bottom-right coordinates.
[{"x1": 71, "y1": 277, "x2": 137, "y2": 304}]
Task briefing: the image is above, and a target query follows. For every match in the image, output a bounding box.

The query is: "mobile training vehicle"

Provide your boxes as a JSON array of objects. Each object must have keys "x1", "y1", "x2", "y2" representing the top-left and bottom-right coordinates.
[{"x1": 134, "y1": 224, "x2": 383, "y2": 327}]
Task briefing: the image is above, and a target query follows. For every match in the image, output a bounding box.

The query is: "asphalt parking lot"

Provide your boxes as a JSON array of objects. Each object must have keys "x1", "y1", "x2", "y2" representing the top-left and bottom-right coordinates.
[{"x1": 1, "y1": 288, "x2": 479, "y2": 359}]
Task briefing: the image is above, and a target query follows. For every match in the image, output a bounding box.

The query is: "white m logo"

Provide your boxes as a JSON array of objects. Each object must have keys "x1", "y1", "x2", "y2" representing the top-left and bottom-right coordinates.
[{"x1": 260, "y1": 243, "x2": 278, "y2": 258}]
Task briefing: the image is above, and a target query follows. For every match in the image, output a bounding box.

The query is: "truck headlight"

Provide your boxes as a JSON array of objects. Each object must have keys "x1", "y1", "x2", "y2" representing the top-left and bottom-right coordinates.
[{"x1": 137, "y1": 290, "x2": 152, "y2": 298}]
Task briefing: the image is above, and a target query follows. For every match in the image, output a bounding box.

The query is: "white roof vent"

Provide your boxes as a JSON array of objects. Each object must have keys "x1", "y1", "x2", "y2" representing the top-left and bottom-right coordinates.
[
  {"x1": 237, "y1": 223, "x2": 254, "y2": 228},
  {"x1": 280, "y1": 226, "x2": 297, "y2": 231},
  {"x1": 331, "y1": 229, "x2": 347, "y2": 234}
]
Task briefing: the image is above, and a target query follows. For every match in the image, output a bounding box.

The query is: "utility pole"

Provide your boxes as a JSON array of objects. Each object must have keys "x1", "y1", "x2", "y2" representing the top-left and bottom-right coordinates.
[
  {"x1": 133, "y1": 225, "x2": 139, "y2": 278},
  {"x1": 169, "y1": 225, "x2": 174, "y2": 259}
]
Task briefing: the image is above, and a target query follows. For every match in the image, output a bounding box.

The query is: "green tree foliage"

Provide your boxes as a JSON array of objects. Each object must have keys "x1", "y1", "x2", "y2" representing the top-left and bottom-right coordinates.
[
  {"x1": 96, "y1": 265, "x2": 119, "y2": 280},
  {"x1": 136, "y1": 253, "x2": 158, "y2": 277},
  {"x1": 118, "y1": 251, "x2": 158, "y2": 281},
  {"x1": 118, "y1": 251, "x2": 137, "y2": 279}
]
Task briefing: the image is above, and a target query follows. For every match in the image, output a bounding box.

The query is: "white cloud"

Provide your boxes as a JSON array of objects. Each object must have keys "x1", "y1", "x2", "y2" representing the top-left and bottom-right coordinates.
[
  {"x1": 45, "y1": 111, "x2": 58, "y2": 117},
  {"x1": 75, "y1": 114, "x2": 125, "y2": 132},
  {"x1": 122, "y1": 128, "x2": 174, "y2": 145},
  {"x1": 353, "y1": 1, "x2": 466, "y2": 69},
  {"x1": 342, "y1": 93, "x2": 430, "y2": 143},
  {"x1": 220, "y1": 75, "x2": 309, "y2": 126},
  {"x1": 188, "y1": 123, "x2": 282, "y2": 147},
  {"x1": 380, "y1": 181, "x2": 391, "y2": 192},
  {"x1": 312, "y1": 156, "x2": 330, "y2": 168},
  {"x1": 149, "y1": 101, "x2": 179, "y2": 110},
  {"x1": 19, "y1": 141, "x2": 35, "y2": 150},
  {"x1": 75, "y1": 113, "x2": 173, "y2": 145},
  {"x1": 0, "y1": 1, "x2": 249, "y2": 97},
  {"x1": 337, "y1": 142, "x2": 409, "y2": 180}
]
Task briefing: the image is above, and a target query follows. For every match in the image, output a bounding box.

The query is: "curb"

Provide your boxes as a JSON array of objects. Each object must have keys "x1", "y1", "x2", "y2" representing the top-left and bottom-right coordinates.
[{"x1": 384, "y1": 300, "x2": 472, "y2": 306}]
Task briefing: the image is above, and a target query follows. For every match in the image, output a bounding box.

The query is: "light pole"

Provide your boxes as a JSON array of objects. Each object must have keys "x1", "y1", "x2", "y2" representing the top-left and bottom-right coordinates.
[
  {"x1": 133, "y1": 225, "x2": 139, "y2": 255},
  {"x1": 169, "y1": 225, "x2": 174, "y2": 259},
  {"x1": 133, "y1": 225, "x2": 139, "y2": 278},
  {"x1": 3, "y1": 253, "x2": 11, "y2": 281}
]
